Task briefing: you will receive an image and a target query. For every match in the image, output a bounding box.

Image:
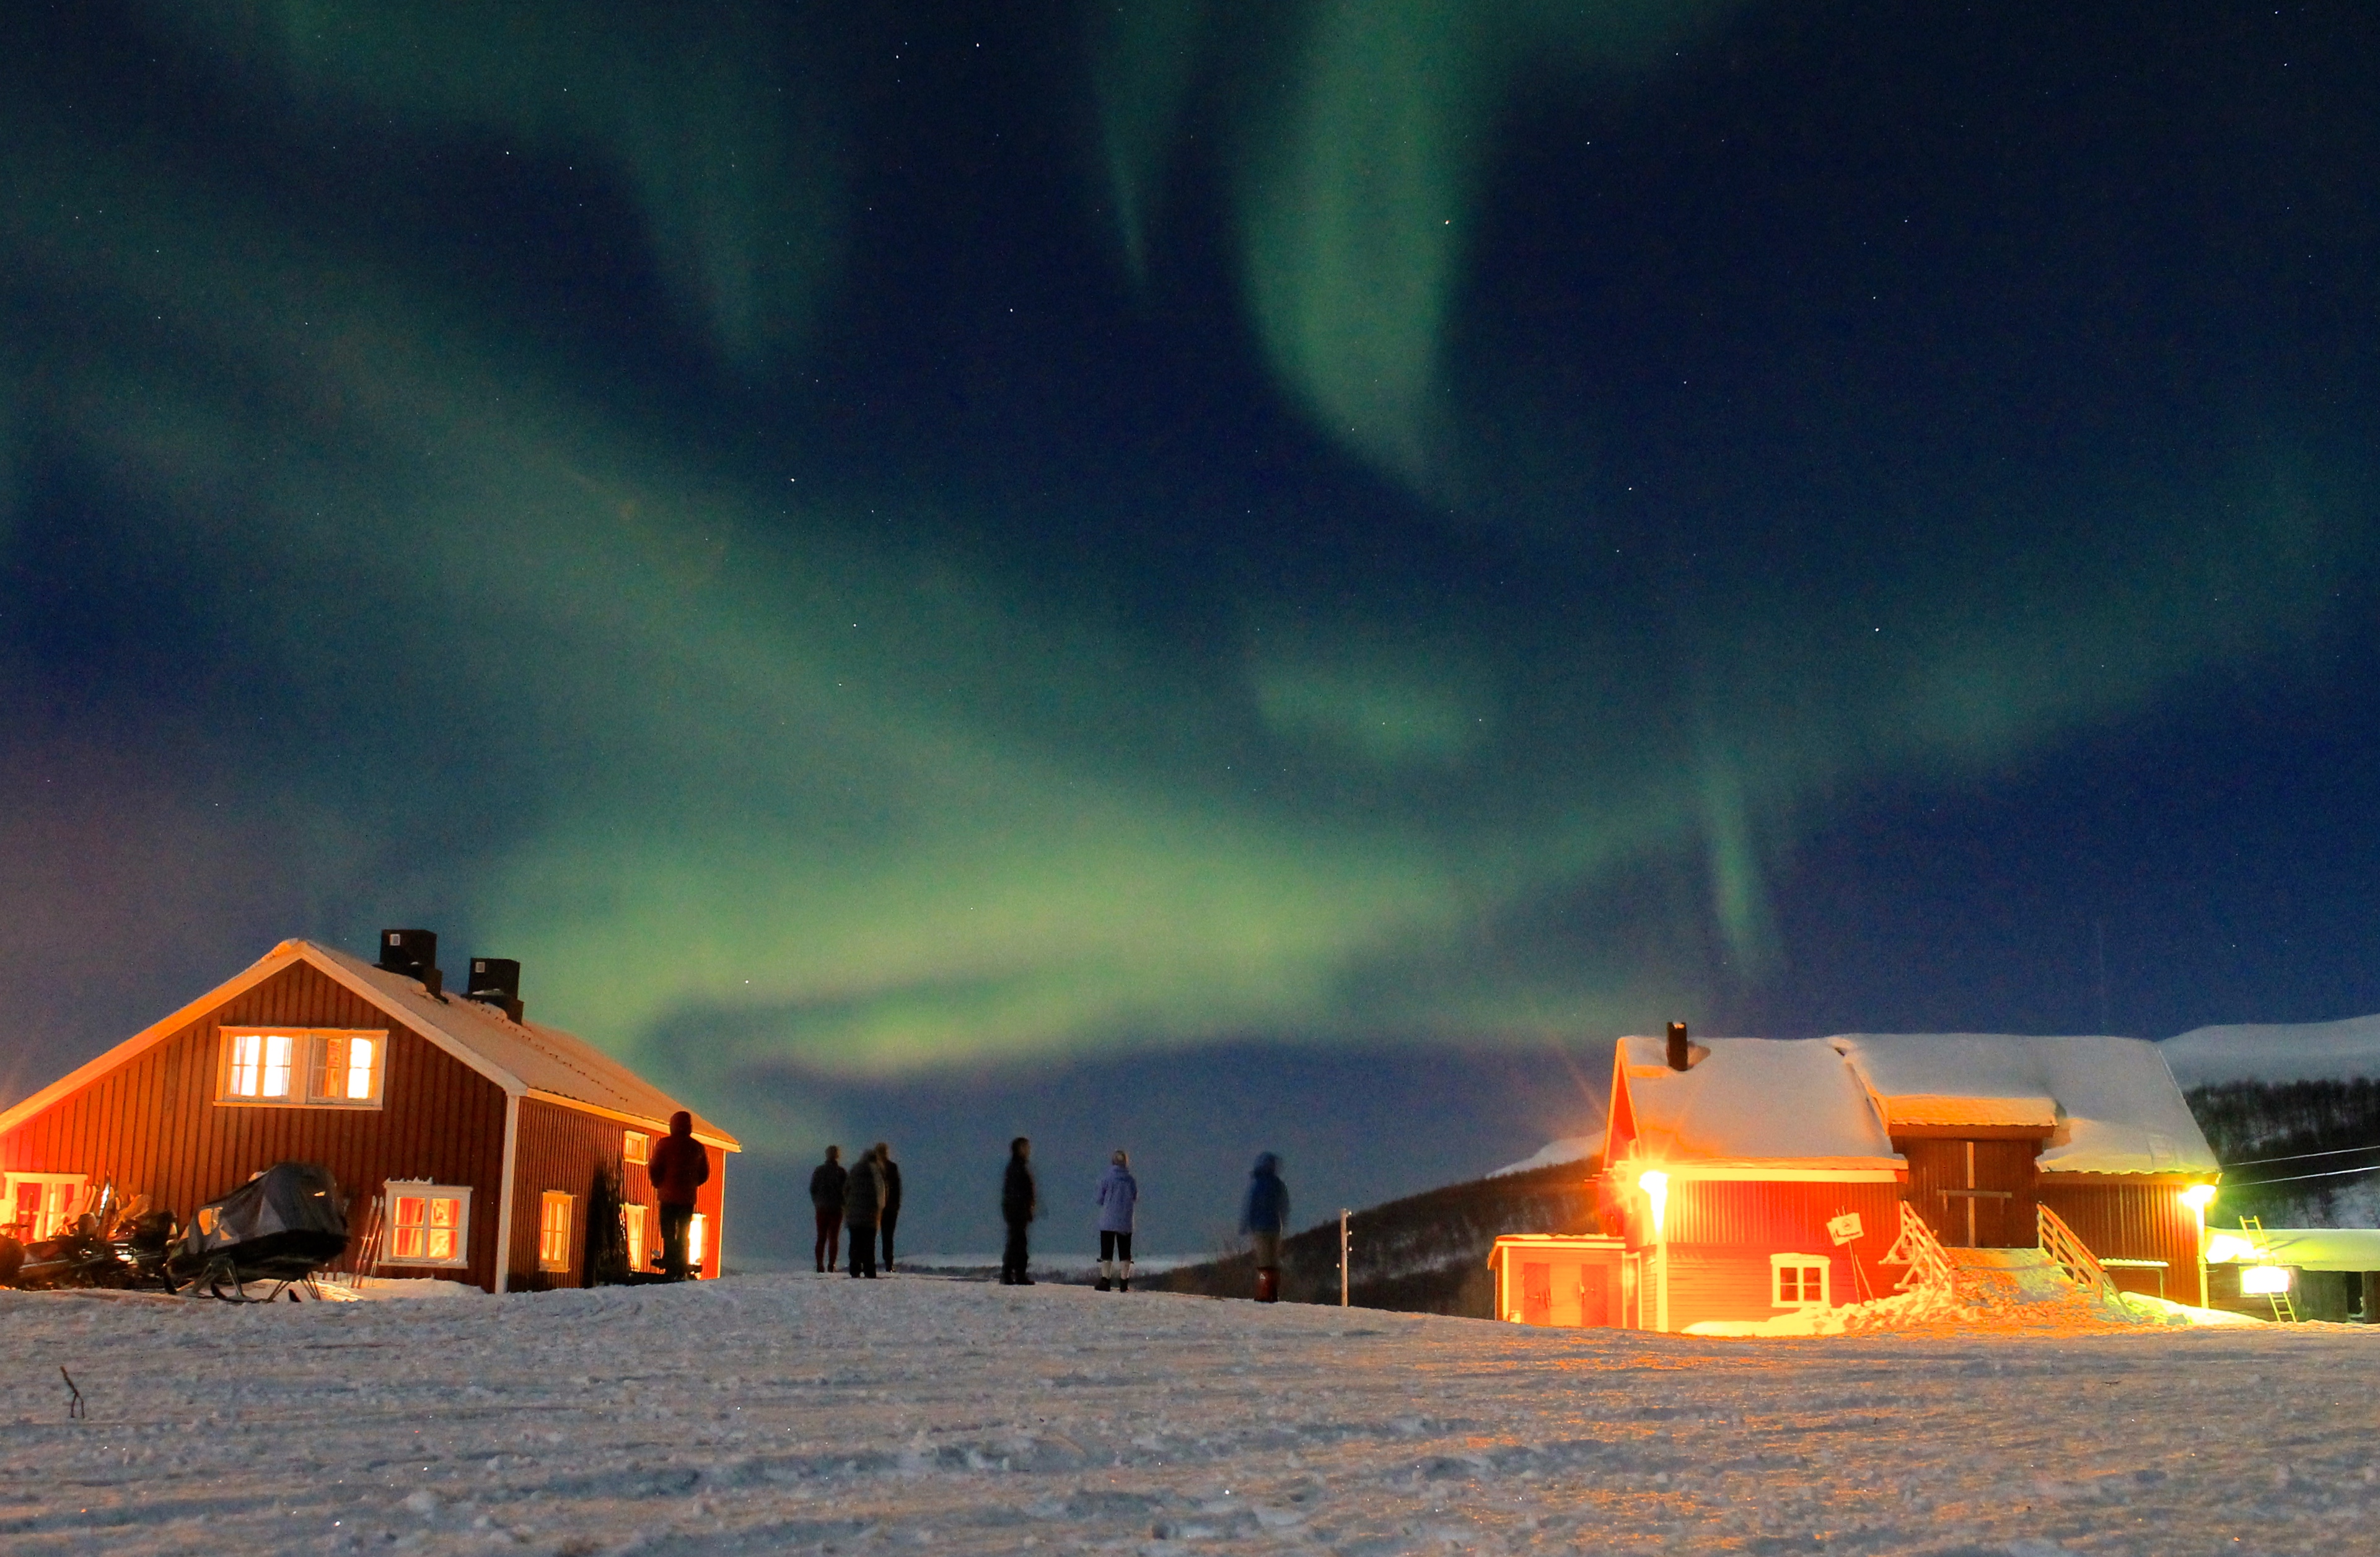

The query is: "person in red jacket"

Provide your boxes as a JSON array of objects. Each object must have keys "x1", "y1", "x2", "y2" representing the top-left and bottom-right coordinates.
[{"x1": 646, "y1": 1110, "x2": 711, "y2": 1280}]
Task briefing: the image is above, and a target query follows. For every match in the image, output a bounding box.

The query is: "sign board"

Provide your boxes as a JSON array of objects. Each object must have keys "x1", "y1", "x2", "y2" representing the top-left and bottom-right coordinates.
[{"x1": 1827, "y1": 1212, "x2": 1864, "y2": 1245}]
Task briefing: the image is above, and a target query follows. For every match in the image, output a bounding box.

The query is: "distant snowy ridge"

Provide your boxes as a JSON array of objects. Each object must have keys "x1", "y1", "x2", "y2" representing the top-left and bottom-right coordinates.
[
  {"x1": 1488, "y1": 1135, "x2": 1602, "y2": 1178},
  {"x1": 2161, "y1": 1013, "x2": 2380, "y2": 1087}
]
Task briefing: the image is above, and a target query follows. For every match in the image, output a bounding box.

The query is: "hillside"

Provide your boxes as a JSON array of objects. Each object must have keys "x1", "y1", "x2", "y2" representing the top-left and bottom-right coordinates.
[
  {"x1": 1143, "y1": 1158, "x2": 1600, "y2": 1315},
  {"x1": 2165, "y1": 1014, "x2": 2380, "y2": 1228}
]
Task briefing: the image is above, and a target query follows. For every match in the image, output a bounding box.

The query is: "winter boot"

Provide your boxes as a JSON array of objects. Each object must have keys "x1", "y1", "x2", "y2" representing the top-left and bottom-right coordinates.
[
  {"x1": 1255, "y1": 1266, "x2": 1279, "y2": 1303},
  {"x1": 1096, "y1": 1276, "x2": 1112, "y2": 1292},
  {"x1": 1120, "y1": 1261, "x2": 1133, "y2": 1292}
]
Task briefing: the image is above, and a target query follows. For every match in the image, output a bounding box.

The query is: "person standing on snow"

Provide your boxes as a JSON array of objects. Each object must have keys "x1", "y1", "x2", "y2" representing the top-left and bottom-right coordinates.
[
  {"x1": 1000, "y1": 1136, "x2": 1038, "y2": 1285},
  {"x1": 843, "y1": 1144, "x2": 884, "y2": 1278},
  {"x1": 876, "y1": 1142, "x2": 902, "y2": 1274},
  {"x1": 1095, "y1": 1149, "x2": 1138, "y2": 1292},
  {"x1": 647, "y1": 1110, "x2": 711, "y2": 1281},
  {"x1": 1240, "y1": 1151, "x2": 1289, "y2": 1302},
  {"x1": 809, "y1": 1145, "x2": 848, "y2": 1274}
]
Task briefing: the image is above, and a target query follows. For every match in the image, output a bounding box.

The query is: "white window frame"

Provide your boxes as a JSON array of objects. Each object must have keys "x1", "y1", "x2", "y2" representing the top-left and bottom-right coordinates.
[
  {"x1": 1771, "y1": 1252, "x2": 1832, "y2": 1310},
  {"x1": 623, "y1": 1130, "x2": 651, "y2": 1167},
  {"x1": 4, "y1": 1172, "x2": 89, "y2": 1240},
  {"x1": 218, "y1": 1028, "x2": 387, "y2": 1108},
  {"x1": 538, "y1": 1191, "x2": 576, "y2": 1273},
  {"x1": 380, "y1": 1181, "x2": 472, "y2": 1268},
  {"x1": 622, "y1": 1202, "x2": 649, "y2": 1274}
]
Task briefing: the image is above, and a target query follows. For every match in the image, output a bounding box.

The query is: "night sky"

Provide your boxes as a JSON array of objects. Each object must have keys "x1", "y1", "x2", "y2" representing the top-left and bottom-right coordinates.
[{"x1": 5, "y1": 2, "x2": 2376, "y2": 1258}]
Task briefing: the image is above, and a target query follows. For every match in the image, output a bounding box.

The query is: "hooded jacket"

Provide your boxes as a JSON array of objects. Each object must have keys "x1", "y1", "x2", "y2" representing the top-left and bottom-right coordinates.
[
  {"x1": 1096, "y1": 1163, "x2": 1138, "y2": 1234},
  {"x1": 843, "y1": 1152, "x2": 884, "y2": 1226},
  {"x1": 1239, "y1": 1152, "x2": 1288, "y2": 1236},
  {"x1": 647, "y1": 1112, "x2": 710, "y2": 1209}
]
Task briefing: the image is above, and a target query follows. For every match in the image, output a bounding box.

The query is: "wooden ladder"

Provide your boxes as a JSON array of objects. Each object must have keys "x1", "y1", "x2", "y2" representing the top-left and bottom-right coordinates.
[
  {"x1": 2236, "y1": 1215, "x2": 2298, "y2": 1323},
  {"x1": 2037, "y1": 1203, "x2": 2121, "y2": 1307}
]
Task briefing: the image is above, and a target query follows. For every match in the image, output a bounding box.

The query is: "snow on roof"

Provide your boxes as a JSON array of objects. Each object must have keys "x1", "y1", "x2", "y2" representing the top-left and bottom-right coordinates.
[
  {"x1": 2160, "y1": 1013, "x2": 2380, "y2": 1089},
  {"x1": 300, "y1": 942, "x2": 737, "y2": 1148},
  {"x1": 1612, "y1": 1035, "x2": 1897, "y2": 1166},
  {"x1": 2205, "y1": 1226, "x2": 2380, "y2": 1273},
  {"x1": 1830, "y1": 1033, "x2": 2211, "y2": 1176}
]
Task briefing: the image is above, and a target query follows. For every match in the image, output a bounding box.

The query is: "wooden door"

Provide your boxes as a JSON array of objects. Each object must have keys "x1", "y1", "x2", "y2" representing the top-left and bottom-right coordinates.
[
  {"x1": 1521, "y1": 1261, "x2": 1552, "y2": 1325},
  {"x1": 1899, "y1": 1138, "x2": 2039, "y2": 1247},
  {"x1": 1579, "y1": 1262, "x2": 1611, "y2": 1327}
]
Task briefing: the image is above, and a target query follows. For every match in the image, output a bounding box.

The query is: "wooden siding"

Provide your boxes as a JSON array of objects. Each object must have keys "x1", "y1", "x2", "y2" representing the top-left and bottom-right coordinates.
[
  {"x1": 1899, "y1": 1137, "x2": 2039, "y2": 1248},
  {"x1": 0, "y1": 960, "x2": 509, "y2": 1290},
  {"x1": 2036, "y1": 1177, "x2": 2204, "y2": 1305},
  {"x1": 508, "y1": 1097, "x2": 727, "y2": 1290},
  {"x1": 1601, "y1": 1177, "x2": 1906, "y2": 1320}
]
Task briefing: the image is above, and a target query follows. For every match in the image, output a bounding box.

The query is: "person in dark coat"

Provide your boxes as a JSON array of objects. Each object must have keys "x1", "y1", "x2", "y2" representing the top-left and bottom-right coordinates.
[
  {"x1": 647, "y1": 1110, "x2": 711, "y2": 1281},
  {"x1": 1096, "y1": 1148, "x2": 1138, "y2": 1292},
  {"x1": 1000, "y1": 1136, "x2": 1037, "y2": 1285},
  {"x1": 1240, "y1": 1151, "x2": 1289, "y2": 1302},
  {"x1": 876, "y1": 1142, "x2": 902, "y2": 1273},
  {"x1": 809, "y1": 1146, "x2": 848, "y2": 1274},
  {"x1": 843, "y1": 1144, "x2": 883, "y2": 1278}
]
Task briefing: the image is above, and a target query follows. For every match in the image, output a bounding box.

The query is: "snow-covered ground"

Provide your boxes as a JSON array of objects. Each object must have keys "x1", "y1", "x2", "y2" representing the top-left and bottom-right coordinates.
[{"x1": 1, "y1": 1274, "x2": 2373, "y2": 1555}]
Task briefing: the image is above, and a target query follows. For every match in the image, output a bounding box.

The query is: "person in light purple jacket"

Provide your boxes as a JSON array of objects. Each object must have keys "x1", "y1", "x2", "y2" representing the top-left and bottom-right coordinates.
[{"x1": 1095, "y1": 1149, "x2": 1138, "y2": 1292}]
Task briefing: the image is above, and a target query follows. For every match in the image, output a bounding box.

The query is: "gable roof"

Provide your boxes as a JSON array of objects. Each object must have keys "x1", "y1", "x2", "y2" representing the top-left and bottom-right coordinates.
[
  {"x1": 1606, "y1": 1035, "x2": 1899, "y2": 1168},
  {"x1": 0, "y1": 939, "x2": 737, "y2": 1150},
  {"x1": 1830, "y1": 1033, "x2": 2213, "y2": 1175}
]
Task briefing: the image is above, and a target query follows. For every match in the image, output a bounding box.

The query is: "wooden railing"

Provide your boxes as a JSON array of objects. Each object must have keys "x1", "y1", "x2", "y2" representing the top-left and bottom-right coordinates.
[
  {"x1": 2037, "y1": 1202, "x2": 2120, "y2": 1306},
  {"x1": 1879, "y1": 1200, "x2": 1957, "y2": 1297}
]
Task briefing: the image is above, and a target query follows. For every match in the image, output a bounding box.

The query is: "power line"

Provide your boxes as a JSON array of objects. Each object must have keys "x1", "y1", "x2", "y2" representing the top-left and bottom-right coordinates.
[
  {"x1": 2218, "y1": 1141, "x2": 2380, "y2": 1169},
  {"x1": 2222, "y1": 1161, "x2": 2380, "y2": 1189}
]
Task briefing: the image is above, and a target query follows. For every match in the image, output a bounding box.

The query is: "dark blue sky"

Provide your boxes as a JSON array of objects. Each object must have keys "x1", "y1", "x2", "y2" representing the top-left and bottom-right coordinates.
[{"x1": 2, "y1": 1, "x2": 2374, "y2": 1255}]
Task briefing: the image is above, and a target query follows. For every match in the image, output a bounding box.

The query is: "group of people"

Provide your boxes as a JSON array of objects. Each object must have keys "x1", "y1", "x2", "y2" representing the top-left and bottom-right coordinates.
[
  {"x1": 809, "y1": 1138, "x2": 1292, "y2": 1302},
  {"x1": 808, "y1": 1142, "x2": 902, "y2": 1278}
]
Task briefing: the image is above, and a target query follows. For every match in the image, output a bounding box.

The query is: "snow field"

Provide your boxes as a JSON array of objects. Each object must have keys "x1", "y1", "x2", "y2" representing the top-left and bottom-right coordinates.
[{"x1": 0, "y1": 1274, "x2": 2373, "y2": 1555}]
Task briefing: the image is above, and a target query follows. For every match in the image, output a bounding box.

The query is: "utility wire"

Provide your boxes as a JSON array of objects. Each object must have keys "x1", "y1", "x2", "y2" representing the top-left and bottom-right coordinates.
[
  {"x1": 2221, "y1": 1161, "x2": 2380, "y2": 1189},
  {"x1": 2218, "y1": 1141, "x2": 2380, "y2": 1169}
]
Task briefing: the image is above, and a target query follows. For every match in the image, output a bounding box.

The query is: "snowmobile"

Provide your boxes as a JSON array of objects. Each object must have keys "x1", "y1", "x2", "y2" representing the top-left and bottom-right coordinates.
[
  {"x1": 0, "y1": 1180, "x2": 181, "y2": 1292},
  {"x1": 169, "y1": 1162, "x2": 351, "y2": 1300}
]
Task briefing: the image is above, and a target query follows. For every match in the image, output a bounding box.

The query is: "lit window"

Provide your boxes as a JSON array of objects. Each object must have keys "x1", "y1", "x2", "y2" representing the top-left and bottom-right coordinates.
[
  {"x1": 688, "y1": 1213, "x2": 709, "y2": 1274},
  {"x1": 539, "y1": 1191, "x2": 575, "y2": 1273},
  {"x1": 4, "y1": 1173, "x2": 87, "y2": 1240},
  {"x1": 623, "y1": 1203, "x2": 649, "y2": 1273},
  {"x1": 623, "y1": 1130, "x2": 651, "y2": 1166},
  {"x1": 382, "y1": 1182, "x2": 470, "y2": 1268},
  {"x1": 2241, "y1": 1265, "x2": 2293, "y2": 1296},
  {"x1": 1772, "y1": 1254, "x2": 1831, "y2": 1309},
  {"x1": 220, "y1": 1030, "x2": 385, "y2": 1107}
]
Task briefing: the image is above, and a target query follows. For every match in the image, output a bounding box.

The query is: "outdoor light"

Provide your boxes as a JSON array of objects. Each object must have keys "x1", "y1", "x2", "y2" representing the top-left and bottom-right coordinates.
[
  {"x1": 2241, "y1": 1265, "x2": 2293, "y2": 1296},
  {"x1": 1637, "y1": 1169, "x2": 1670, "y2": 1240},
  {"x1": 2180, "y1": 1183, "x2": 2216, "y2": 1213}
]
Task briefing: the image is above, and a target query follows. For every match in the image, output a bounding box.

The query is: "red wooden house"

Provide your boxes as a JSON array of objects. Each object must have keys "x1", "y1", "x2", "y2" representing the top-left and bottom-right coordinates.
[
  {"x1": 1495, "y1": 1024, "x2": 2218, "y2": 1331},
  {"x1": 0, "y1": 932, "x2": 738, "y2": 1292}
]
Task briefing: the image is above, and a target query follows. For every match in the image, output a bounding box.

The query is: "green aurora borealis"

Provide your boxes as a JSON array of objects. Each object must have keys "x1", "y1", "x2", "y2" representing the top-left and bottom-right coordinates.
[{"x1": 4, "y1": 4, "x2": 2376, "y2": 1217}]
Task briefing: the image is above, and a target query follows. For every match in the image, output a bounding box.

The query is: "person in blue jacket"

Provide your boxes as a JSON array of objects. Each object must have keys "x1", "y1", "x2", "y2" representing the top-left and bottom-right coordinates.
[
  {"x1": 1240, "y1": 1151, "x2": 1289, "y2": 1303},
  {"x1": 1095, "y1": 1149, "x2": 1138, "y2": 1292}
]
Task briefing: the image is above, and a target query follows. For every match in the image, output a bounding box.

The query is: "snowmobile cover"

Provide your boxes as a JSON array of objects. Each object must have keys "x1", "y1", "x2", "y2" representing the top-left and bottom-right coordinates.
[{"x1": 173, "y1": 1162, "x2": 349, "y2": 1278}]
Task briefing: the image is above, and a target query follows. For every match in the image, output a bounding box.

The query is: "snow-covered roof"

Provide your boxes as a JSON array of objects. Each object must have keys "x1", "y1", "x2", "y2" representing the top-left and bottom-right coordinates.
[
  {"x1": 2205, "y1": 1226, "x2": 2380, "y2": 1273},
  {"x1": 1830, "y1": 1033, "x2": 2212, "y2": 1176},
  {"x1": 2160, "y1": 1013, "x2": 2380, "y2": 1088},
  {"x1": 0, "y1": 939, "x2": 737, "y2": 1149},
  {"x1": 1609, "y1": 1035, "x2": 1897, "y2": 1167}
]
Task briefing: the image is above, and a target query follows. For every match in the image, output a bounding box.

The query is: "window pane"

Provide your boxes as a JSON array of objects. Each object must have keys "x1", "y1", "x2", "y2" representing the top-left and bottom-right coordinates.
[
  {"x1": 394, "y1": 1196, "x2": 425, "y2": 1229},
  {"x1": 347, "y1": 1038, "x2": 375, "y2": 1099},
  {"x1": 428, "y1": 1197, "x2": 455, "y2": 1229},
  {"x1": 392, "y1": 1226, "x2": 423, "y2": 1259},
  {"x1": 427, "y1": 1228, "x2": 456, "y2": 1260},
  {"x1": 231, "y1": 1033, "x2": 261, "y2": 1096},
  {"x1": 262, "y1": 1034, "x2": 294, "y2": 1097}
]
